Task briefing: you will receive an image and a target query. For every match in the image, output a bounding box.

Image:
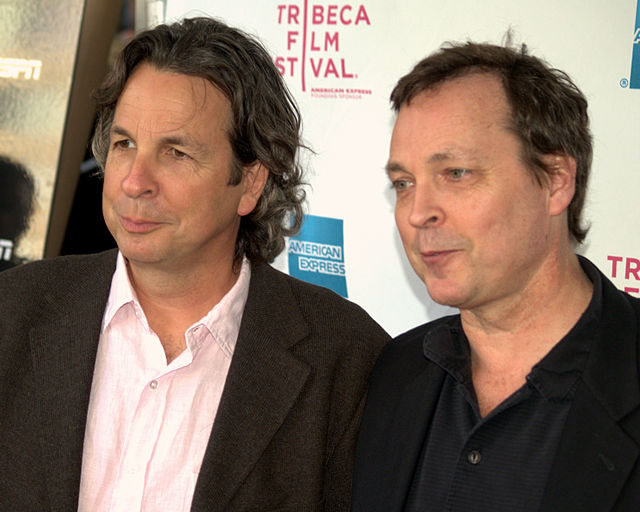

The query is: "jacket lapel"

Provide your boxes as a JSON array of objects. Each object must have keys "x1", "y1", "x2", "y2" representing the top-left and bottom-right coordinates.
[
  {"x1": 540, "y1": 388, "x2": 639, "y2": 512},
  {"x1": 192, "y1": 264, "x2": 312, "y2": 511},
  {"x1": 27, "y1": 251, "x2": 116, "y2": 511},
  {"x1": 541, "y1": 273, "x2": 640, "y2": 511},
  {"x1": 383, "y1": 363, "x2": 446, "y2": 511},
  {"x1": 353, "y1": 326, "x2": 446, "y2": 512}
]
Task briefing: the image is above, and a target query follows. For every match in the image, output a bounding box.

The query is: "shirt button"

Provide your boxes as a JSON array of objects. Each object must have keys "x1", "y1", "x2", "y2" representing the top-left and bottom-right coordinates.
[
  {"x1": 149, "y1": 380, "x2": 158, "y2": 390},
  {"x1": 467, "y1": 450, "x2": 482, "y2": 465}
]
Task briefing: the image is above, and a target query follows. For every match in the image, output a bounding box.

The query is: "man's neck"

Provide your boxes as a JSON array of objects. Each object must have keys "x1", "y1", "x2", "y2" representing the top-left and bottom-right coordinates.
[
  {"x1": 460, "y1": 252, "x2": 593, "y2": 416},
  {"x1": 126, "y1": 256, "x2": 242, "y2": 363}
]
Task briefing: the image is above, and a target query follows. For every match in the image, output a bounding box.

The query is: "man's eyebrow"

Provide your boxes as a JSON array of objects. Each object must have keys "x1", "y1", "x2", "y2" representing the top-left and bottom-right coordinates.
[
  {"x1": 385, "y1": 150, "x2": 459, "y2": 174},
  {"x1": 385, "y1": 162, "x2": 405, "y2": 175},
  {"x1": 385, "y1": 148, "x2": 482, "y2": 176},
  {"x1": 427, "y1": 151, "x2": 456, "y2": 163},
  {"x1": 161, "y1": 135, "x2": 200, "y2": 149},
  {"x1": 110, "y1": 125, "x2": 131, "y2": 138}
]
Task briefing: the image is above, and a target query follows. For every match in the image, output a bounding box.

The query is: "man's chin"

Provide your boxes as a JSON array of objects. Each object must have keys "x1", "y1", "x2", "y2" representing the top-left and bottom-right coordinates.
[
  {"x1": 118, "y1": 245, "x2": 165, "y2": 267},
  {"x1": 424, "y1": 280, "x2": 466, "y2": 309}
]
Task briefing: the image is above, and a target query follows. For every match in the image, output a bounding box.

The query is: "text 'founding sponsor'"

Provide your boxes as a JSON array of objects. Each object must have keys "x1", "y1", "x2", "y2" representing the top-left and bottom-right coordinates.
[{"x1": 289, "y1": 240, "x2": 346, "y2": 276}]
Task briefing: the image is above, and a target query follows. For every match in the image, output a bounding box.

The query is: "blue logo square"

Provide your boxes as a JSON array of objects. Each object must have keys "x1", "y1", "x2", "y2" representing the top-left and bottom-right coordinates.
[{"x1": 288, "y1": 214, "x2": 348, "y2": 298}]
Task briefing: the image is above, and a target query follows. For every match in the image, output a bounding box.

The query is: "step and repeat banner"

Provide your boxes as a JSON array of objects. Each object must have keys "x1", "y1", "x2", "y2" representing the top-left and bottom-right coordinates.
[
  {"x1": 2, "y1": 1, "x2": 637, "y2": 335},
  {"x1": 158, "y1": 0, "x2": 640, "y2": 335}
]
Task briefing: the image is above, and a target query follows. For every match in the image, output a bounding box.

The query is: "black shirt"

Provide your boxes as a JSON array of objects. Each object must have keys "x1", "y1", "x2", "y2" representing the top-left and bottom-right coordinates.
[{"x1": 404, "y1": 262, "x2": 602, "y2": 511}]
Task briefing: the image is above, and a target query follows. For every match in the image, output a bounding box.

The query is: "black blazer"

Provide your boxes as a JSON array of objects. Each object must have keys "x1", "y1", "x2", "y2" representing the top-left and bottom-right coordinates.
[
  {"x1": 352, "y1": 260, "x2": 640, "y2": 511},
  {"x1": 0, "y1": 250, "x2": 389, "y2": 511}
]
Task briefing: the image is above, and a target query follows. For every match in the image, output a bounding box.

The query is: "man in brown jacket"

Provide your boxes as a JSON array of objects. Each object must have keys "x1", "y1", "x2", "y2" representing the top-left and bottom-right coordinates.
[{"x1": 0, "y1": 17, "x2": 388, "y2": 511}]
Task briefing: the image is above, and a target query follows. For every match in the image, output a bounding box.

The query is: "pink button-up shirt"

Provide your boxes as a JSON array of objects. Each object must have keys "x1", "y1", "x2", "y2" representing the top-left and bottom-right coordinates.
[{"x1": 78, "y1": 253, "x2": 250, "y2": 511}]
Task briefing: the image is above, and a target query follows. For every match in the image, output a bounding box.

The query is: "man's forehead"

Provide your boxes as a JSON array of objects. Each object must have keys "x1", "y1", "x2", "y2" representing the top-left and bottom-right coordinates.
[
  {"x1": 118, "y1": 70, "x2": 207, "y2": 114},
  {"x1": 387, "y1": 74, "x2": 516, "y2": 172},
  {"x1": 404, "y1": 73, "x2": 508, "y2": 115},
  {"x1": 112, "y1": 64, "x2": 231, "y2": 142}
]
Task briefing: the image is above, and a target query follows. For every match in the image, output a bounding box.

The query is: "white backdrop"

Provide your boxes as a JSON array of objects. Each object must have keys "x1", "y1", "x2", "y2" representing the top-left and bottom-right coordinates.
[{"x1": 162, "y1": 0, "x2": 640, "y2": 336}]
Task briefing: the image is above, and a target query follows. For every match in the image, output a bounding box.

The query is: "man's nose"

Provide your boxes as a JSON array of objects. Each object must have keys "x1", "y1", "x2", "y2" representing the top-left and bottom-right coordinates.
[
  {"x1": 121, "y1": 152, "x2": 158, "y2": 198},
  {"x1": 407, "y1": 183, "x2": 444, "y2": 228}
]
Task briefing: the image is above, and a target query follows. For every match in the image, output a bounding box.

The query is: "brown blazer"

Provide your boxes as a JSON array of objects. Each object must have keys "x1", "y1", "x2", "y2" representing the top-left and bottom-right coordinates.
[{"x1": 0, "y1": 250, "x2": 389, "y2": 511}]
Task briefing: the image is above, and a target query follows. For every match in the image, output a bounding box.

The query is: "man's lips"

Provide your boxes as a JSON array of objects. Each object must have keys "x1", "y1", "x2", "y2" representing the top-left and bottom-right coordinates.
[
  {"x1": 420, "y1": 249, "x2": 460, "y2": 262},
  {"x1": 120, "y1": 216, "x2": 163, "y2": 233}
]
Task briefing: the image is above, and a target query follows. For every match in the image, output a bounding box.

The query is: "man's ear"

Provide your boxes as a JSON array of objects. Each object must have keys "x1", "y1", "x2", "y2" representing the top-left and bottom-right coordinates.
[
  {"x1": 540, "y1": 153, "x2": 576, "y2": 217},
  {"x1": 237, "y1": 162, "x2": 268, "y2": 216}
]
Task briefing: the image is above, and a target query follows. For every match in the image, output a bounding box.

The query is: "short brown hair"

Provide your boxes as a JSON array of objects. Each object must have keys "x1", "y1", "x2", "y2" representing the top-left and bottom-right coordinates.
[{"x1": 391, "y1": 40, "x2": 592, "y2": 243}]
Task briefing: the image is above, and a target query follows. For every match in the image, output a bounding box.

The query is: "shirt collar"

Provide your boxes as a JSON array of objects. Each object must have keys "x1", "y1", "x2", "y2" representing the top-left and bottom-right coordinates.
[
  {"x1": 527, "y1": 256, "x2": 602, "y2": 400},
  {"x1": 197, "y1": 257, "x2": 251, "y2": 357},
  {"x1": 102, "y1": 252, "x2": 140, "y2": 330},
  {"x1": 423, "y1": 317, "x2": 472, "y2": 389},
  {"x1": 103, "y1": 251, "x2": 251, "y2": 358}
]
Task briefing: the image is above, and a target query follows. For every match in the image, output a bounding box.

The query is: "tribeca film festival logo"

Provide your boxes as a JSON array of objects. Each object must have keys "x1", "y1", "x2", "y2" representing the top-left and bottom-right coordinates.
[
  {"x1": 620, "y1": 0, "x2": 640, "y2": 89},
  {"x1": 288, "y1": 214, "x2": 348, "y2": 297},
  {"x1": 0, "y1": 58, "x2": 42, "y2": 80},
  {"x1": 607, "y1": 255, "x2": 640, "y2": 296},
  {"x1": 275, "y1": 2, "x2": 373, "y2": 99}
]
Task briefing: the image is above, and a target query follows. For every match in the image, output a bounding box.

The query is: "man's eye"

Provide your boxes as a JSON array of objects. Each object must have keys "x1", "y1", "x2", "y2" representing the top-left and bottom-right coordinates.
[
  {"x1": 113, "y1": 139, "x2": 134, "y2": 150},
  {"x1": 391, "y1": 179, "x2": 411, "y2": 191},
  {"x1": 448, "y1": 168, "x2": 470, "y2": 179},
  {"x1": 171, "y1": 148, "x2": 189, "y2": 159}
]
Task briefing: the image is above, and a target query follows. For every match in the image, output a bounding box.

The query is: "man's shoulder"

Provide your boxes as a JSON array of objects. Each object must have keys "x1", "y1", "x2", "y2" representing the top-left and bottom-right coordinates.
[
  {"x1": 251, "y1": 262, "x2": 382, "y2": 320},
  {"x1": 588, "y1": 257, "x2": 640, "y2": 322},
  {"x1": 370, "y1": 314, "x2": 458, "y2": 380},
  {"x1": 251, "y1": 262, "x2": 350, "y2": 302},
  {"x1": 387, "y1": 314, "x2": 459, "y2": 355},
  {"x1": 606, "y1": 278, "x2": 640, "y2": 313},
  {"x1": 249, "y1": 262, "x2": 390, "y2": 346},
  {"x1": 0, "y1": 250, "x2": 116, "y2": 282},
  {"x1": 0, "y1": 250, "x2": 117, "y2": 311}
]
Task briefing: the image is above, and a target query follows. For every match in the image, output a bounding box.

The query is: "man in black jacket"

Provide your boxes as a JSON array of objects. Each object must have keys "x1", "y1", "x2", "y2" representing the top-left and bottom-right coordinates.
[{"x1": 352, "y1": 40, "x2": 639, "y2": 511}]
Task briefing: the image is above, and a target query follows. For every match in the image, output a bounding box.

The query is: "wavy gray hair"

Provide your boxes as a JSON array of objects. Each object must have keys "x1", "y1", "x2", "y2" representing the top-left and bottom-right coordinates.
[{"x1": 92, "y1": 17, "x2": 306, "y2": 263}]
